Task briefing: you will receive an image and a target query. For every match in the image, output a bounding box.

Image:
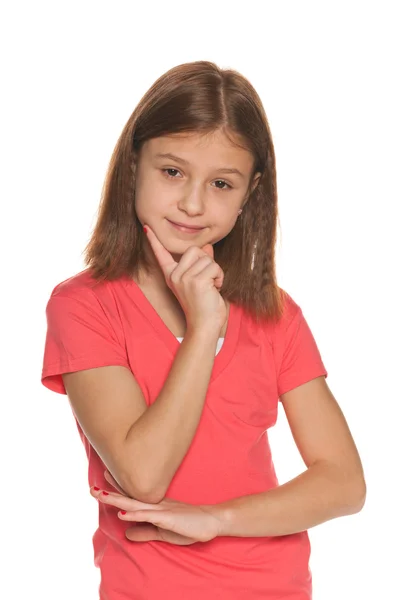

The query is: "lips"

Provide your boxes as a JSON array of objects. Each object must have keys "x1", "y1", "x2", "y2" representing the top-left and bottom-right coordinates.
[
  {"x1": 167, "y1": 219, "x2": 206, "y2": 233},
  {"x1": 168, "y1": 220, "x2": 205, "y2": 230}
]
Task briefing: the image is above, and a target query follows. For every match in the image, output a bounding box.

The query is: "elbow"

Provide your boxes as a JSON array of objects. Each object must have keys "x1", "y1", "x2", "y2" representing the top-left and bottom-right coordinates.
[
  {"x1": 346, "y1": 476, "x2": 367, "y2": 514},
  {"x1": 136, "y1": 483, "x2": 166, "y2": 504},
  {"x1": 322, "y1": 461, "x2": 367, "y2": 515},
  {"x1": 140, "y1": 489, "x2": 166, "y2": 504},
  {"x1": 353, "y1": 479, "x2": 367, "y2": 512},
  {"x1": 123, "y1": 475, "x2": 166, "y2": 504}
]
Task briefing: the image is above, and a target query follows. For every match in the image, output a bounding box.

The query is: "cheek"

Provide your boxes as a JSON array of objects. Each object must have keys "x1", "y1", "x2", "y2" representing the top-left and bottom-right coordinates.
[
  {"x1": 135, "y1": 177, "x2": 171, "y2": 215},
  {"x1": 206, "y1": 209, "x2": 239, "y2": 244},
  {"x1": 215, "y1": 206, "x2": 240, "y2": 229}
]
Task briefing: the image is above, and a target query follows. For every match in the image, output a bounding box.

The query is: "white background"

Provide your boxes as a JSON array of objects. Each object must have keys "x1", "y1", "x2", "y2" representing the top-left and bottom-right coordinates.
[{"x1": 1, "y1": 1, "x2": 399, "y2": 598}]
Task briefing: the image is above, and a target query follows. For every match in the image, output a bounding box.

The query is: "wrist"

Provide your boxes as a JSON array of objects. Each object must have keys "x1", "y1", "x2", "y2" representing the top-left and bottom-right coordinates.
[
  {"x1": 185, "y1": 325, "x2": 221, "y2": 342},
  {"x1": 200, "y1": 502, "x2": 232, "y2": 537}
]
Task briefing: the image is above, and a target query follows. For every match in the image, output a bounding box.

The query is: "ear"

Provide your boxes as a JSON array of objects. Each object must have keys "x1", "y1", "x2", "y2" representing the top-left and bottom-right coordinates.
[
  {"x1": 243, "y1": 172, "x2": 262, "y2": 206},
  {"x1": 131, "y1": 148, "x2": 140, "y2": 173},
  {"x1": 250, "y1": 171, "x2": 262, "y2": 194},
  {"x1": 131, "y1": 156, "x2": 137, "y2": 178}
]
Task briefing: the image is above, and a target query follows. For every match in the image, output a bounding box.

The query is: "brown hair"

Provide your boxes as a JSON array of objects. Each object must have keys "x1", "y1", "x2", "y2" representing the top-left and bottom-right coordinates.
[{"x1": 83, "y1": 60, "x2": 286, "y2": 324}]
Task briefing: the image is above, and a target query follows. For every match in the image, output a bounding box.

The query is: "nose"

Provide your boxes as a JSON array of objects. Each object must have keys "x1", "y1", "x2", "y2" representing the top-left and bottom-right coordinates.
[{"x1": 177, "y1": 183, "x2": 206, "y2": 216}]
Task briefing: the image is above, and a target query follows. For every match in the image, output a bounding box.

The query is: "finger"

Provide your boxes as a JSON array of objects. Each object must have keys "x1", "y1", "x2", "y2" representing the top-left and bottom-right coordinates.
[
  {"x1": 201, "y1": 243, "x2": 214, "y2": 259},
  {"x1": 90, "y1": 486, "x2": 123, "y2": 497},
  {"x1": 144, "y1": 225, "x2": 177, "y2": 278},
  {"x1": 90, "y1": 487, "x2": 121, "y2": 499},
  {"x1": 179, "y1": 254, "x2": 214, "y2": 278},
  {"x1": 183, "y1": 258, "x2": 224, "y2": 290},
  {"x1": 92, "y1": 488, "x2": 163, "y2": 512},
  {"x1": 197, "y1": 243, "x2": 224, "y2": 288},
  {"x1": 124, "y1": 510, "x2": 171, "y2": 530},
  {"x1": 168, "y1": 243, "x2": 217, "y2": 283},
  {"x1": 125, "y1": 523, "x2": 161, "y2": 542}
]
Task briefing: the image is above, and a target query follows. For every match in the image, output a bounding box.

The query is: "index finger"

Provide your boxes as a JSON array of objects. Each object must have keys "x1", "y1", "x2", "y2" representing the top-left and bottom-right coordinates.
[{"x1": 144, "y1": 224, "x2": 177, "y2": 278}]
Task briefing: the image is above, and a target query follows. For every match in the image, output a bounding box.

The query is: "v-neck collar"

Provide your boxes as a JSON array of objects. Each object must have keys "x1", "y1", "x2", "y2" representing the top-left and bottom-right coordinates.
[{"x1": 122, "y1": 277, "x2": 241, "y2": 383}]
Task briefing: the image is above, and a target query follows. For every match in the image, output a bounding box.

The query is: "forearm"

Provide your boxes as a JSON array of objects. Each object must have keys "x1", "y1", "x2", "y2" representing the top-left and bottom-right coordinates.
[
  {"x1": 125, "y1": 327, "x2": 219, "y2": 502},
  {"x1": 206, "y1": 461, "x2": 366, "y2": 537}
]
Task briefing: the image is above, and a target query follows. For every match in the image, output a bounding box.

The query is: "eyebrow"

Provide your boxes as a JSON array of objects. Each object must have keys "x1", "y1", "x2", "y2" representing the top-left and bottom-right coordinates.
[{"x1": 154, "y1": 152, "x2": 245, "y2": 179}]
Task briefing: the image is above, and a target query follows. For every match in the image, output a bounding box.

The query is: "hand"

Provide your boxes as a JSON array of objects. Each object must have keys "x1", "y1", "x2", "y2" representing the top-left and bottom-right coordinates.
[
  {"x1": 144, "y1": 224, "x2": 227, "y2": 333},
  {"x1": 91, "y1": 473, "x2": 222, "y2": 545}
]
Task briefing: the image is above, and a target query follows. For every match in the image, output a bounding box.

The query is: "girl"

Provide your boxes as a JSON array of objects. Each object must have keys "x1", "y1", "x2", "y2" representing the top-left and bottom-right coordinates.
[{"x1": 41, "y1": 60, "x2": 366, "y2": 599}]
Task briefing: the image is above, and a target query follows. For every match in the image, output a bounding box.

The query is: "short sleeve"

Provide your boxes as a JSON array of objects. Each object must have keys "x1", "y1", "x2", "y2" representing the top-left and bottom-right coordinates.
[
  {"x1": 275, "y1": 302, "x2": 328, "y2": 399},
  {"x1": 41, "y1": 291, "x2": 130, "y2": 395}
]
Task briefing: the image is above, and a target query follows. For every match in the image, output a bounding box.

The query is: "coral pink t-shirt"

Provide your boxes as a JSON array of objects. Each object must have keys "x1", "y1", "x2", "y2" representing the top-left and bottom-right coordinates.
[{"x1": 41, "y1": 268, "x2": 328, "y2": 599}]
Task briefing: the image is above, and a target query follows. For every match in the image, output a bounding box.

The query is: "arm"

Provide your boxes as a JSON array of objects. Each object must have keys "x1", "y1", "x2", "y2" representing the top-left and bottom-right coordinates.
[
  {"x1": 206, "y1": 376, "x2": 367, "y2": 537},
  {"x1": 60, "y1": 227, "x2": 225, "y2": 506},
  {"x1": 124, "y1": 326, "x2": 220, "y2": 502},
  {"x1": 63, "y1": 326, "x2": 220, "y2": 505}
]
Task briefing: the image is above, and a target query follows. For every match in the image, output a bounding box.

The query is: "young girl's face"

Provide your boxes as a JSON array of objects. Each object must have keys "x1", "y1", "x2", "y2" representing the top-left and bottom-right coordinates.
[{"x1": 133, "y1": 128, "x2": 260, "y2": 262}]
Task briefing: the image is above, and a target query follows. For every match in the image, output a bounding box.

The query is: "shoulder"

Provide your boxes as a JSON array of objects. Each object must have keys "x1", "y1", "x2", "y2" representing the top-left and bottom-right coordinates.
[
  {"x1": 240, "y1": 288, "x2": 302, "y2": 351},
  {"x1": 278, "y1": 288, "x2": 302, "y2": 331},
  {"x1": 44, "y1": 268, "x2": 118, "y2": 320},
  {"x1": 49, "y1": 268, "x2": 101, "y2": 298},
  {"x1": 258, "y1": 287, "x2": 301, "y2": 343},
  {"x1": 47, "y1": 268, "x2": 126, "y2": 309},
  {"x1": 44, "y1": 269, "x2": 131, "y2": 332}
]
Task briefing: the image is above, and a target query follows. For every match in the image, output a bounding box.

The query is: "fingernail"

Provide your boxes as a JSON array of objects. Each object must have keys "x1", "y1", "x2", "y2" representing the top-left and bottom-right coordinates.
[
  {"x1": 93, "y1": 486, "x2": 100, "y2": 491},
  {"x1": 102, "y1": 491, "x2": 109, "y2": 496},
  {"x1": 120, "y1": 510, "x2": 126, "y2": 515},
  {"x1": 143, "y1": 226, "x2": 148, "y2": 234}
]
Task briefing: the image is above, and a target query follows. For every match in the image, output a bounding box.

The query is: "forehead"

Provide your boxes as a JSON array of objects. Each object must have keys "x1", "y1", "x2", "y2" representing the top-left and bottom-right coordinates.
[{"x1": 143, "y1": 130, "x2": 254, "y2": 170}]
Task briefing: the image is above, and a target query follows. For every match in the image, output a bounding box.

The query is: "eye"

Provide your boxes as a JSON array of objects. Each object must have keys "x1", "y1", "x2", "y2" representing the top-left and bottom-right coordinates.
[
  {"x1": 162, "y1": 168, "x2": 182, "y2": 179},
  {"x1": 161, "y1": 169, "x2": 232, "y2": 190},
  {"x1": 212, "y1": 180, "x2": 232, "y2": 191}
]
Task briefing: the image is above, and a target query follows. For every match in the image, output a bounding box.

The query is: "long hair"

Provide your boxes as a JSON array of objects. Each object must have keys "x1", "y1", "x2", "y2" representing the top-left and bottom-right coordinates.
[{"x1": 83, "y1": 60, "x2": 286, "y2": 324}]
